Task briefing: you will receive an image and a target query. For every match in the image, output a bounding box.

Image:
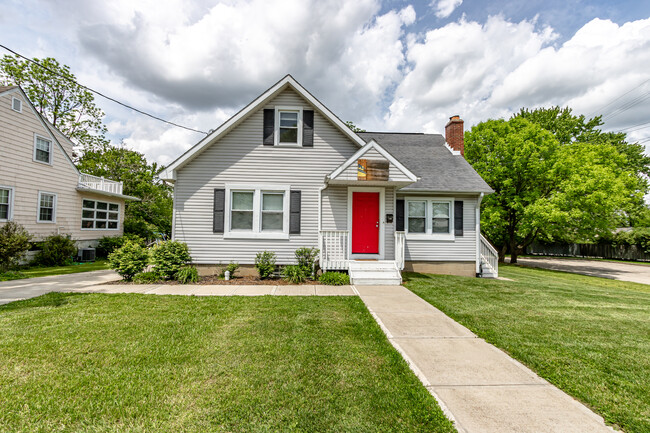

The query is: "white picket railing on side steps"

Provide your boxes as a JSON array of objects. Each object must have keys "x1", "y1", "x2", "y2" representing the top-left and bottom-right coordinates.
[
  {"x1": 480, "y1": 234, "x2": 499, "y2": 278},
  {"x1": 319, "y1": 230, "x2": 349, "y2": 270}
]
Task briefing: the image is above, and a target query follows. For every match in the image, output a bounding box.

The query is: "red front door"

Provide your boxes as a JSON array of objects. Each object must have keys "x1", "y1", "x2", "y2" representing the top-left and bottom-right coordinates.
[{"x1": 352, "y1": 192, "x2": 380, "y2": 254}]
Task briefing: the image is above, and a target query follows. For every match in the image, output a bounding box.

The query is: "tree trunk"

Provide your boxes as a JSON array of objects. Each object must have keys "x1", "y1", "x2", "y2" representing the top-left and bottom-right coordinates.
[
  {"x1": 509, "y1": 239, "x2": 519, "y2": 264},
  {"x1": 498, "y1": 245, "x2": 507, "y2": 263}
]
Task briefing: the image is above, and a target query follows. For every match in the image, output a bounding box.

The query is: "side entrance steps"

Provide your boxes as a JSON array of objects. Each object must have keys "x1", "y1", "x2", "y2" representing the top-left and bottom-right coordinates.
[
  {"x1": 480, "y1": 257, "x2": 498, "y2": 278},
  {"x1": 349, "y1": 260, "x2": 402, "y2": 285}
]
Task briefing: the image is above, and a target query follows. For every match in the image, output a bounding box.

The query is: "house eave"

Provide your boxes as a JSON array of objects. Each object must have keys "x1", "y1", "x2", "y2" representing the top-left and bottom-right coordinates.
[{"x1": 76, "y1": 187, "x2": 140, "y2": 201}]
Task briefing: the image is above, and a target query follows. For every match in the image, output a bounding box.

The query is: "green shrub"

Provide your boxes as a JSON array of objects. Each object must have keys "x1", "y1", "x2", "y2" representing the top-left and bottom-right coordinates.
[
  {"x1": 151, "y1": 241, "x2": 191, "y2": 280},
  {"x1": 0, "y1": 221, "x2": 32, "y2": 272},
  {"x1": 34, "y1": 234, "x2": 77, "y2": 266},
  {"x1": 319, "y1": 271, "x2": 350, "y2": 285},
  {"x1": 295, "y1": 247, "x2": 319, "y2": 277},
  {"x1": 97, "y1": 234, "x2": 144, "y2": 258},
  {"x1": 108, "y1": 241, "x2": 150, "y2": 281},
  {"x1": 0, "y1": 270, "x2": 26, "y2": 281},
  {"x1": 220, "y1": 262, "x2": 240, "y2": 278},
  {"x1": 177, "y1": 265, "x2": 200, "y2": 284},
  {"x1": 132, "y1": 271, "x2": 160, "y2": 283},
  {"x1": 613, "y1": 227, "x2": 650, "y2": 254},
  {"x1": 255, "y1": 251, "x2": 276, "y2": 279},
  {"x1": 281, "y1": 265, "x2": 307, "y2": 284}
]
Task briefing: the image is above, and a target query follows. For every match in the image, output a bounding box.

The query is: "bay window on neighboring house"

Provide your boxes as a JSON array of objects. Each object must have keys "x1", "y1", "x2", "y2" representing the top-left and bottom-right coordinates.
[
  {"x1": 37, "y1": 192, "x2": 57, "y2": 223},
  {"x1": 405, "y1": 198, "x2": 454, "y2": 239},
  {"x1": 82, "y1": 199, "x2": 120, "y2": 229},
  {"x1": 224, "y1": 185, "x2": 290, "y2": 239}
]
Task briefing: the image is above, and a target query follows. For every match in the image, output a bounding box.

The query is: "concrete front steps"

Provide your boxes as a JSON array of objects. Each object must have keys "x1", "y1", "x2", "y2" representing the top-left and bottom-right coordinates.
[{"x1": 349, "y1": 260, "x2": 402, "y2": 285}]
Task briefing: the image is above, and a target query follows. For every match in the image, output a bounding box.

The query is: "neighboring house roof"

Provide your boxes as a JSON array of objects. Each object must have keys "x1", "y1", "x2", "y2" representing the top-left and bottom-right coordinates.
[
  {"x1": 158, "y1": 74, "x2": 368, "y2": 180},
  {"x1": 0, "y1": 85, "x2": 17, "y2": 93},
  {"x1": 358, "y1": 132, "x2": 494, "y2": 193}
]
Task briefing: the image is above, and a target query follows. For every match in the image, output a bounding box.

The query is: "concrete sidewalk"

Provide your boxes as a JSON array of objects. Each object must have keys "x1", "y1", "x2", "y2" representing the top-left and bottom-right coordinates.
[{"x1": 357, "y1": 285, "x2": 615, "y2": 433}]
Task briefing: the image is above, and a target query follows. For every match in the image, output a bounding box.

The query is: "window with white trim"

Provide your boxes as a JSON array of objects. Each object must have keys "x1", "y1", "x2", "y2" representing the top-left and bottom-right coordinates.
[
  {"x1": 226, "y1": 185, "x2": 289, "y2": 238},
  {"x1": 34, "y1": 135, "x2": 52, "y2": 164},
  {"x1": 405, "y1": 198, "x2": 454, "y2": 238},
  {"x1": 12, "y1": 97, "x2": 22, "y2": 112},
  {"x1": 0, "y1": 187, "x2": 13, "y2": 221},
  {"x1": 38, "y1": 192, "x2": 56, "y2": 222},
  {"x1": 82, "y1": 199, "x2": 120, "y2": 229},
  {"x1": 275, "y1": 107, "x2": 302, "y2": 146}
]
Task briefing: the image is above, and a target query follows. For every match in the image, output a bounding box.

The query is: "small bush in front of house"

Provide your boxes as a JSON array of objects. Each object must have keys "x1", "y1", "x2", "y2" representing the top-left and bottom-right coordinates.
[
  {"x1": 132, "y1": 271, "x2": 160, "y2": 284},
  {"x1": 319, "y1": 271, "x2": 350, "y2": 286},
  {"x1": 0, "y1": 221, "x2": 32, "y2": 272},
  {"x1": 220, "y1": 262, "x2": 240, "y2": 278},
  {"x1": 151, "y1": 241, "x2": 191, "y2": 280},
  {"x1": 295, "y1": 247, "x2": 319, "y2": 277},
  {"x1": 109, "y1": 241, "x2": 150, "y2": 281},
  {"x1": 282, "y1": 265, "x2": 307, "y2": 284},
  {"x1": 97, "y1": 234, "x2": 145, "y2": 258},
  {"x1": 255, "y1": 251, "x2": 276, "y2": 279},
  {"x1": 34, "y1": 234, "x2": 77, "y2": 266},
  {"x1": 177, "y1": 265, "x2": 200, "y2": 284}
]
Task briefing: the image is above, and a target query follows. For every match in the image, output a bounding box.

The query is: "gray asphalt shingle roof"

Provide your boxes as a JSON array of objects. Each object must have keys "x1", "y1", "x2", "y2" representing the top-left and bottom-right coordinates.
[{"x1": 358, "y1": 132, "x2": 493, "y2": 193}]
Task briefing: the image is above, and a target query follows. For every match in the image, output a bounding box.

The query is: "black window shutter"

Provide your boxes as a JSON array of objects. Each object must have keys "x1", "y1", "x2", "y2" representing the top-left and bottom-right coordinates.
[
  {"x1": 396, "y1": 199, "x2": 405, "y2": 231},
  {"x1": 263, "y1": 109, "x2": 274, "y2": 146},
  {"x1": 303, "y1": 110, "x2": 314, "y2": 147},
  {"x1": 213, "y1": 189, "x2": 225, "y2": 233},
  {"x1": 454, "y1": 200, "x2": 464, "y2": 236},
  {"x1": 289, "y1": 190, "x2": 301, "y2": 234}
]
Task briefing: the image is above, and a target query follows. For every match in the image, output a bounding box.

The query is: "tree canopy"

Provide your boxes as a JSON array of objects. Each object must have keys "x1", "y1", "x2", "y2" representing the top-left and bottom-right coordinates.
[
  {"x1": 466, "y1": 115, "x2": 642, "y2": 263},
  {"x1": 0, "y1": 55, "x2": 108, "y2": 153}
]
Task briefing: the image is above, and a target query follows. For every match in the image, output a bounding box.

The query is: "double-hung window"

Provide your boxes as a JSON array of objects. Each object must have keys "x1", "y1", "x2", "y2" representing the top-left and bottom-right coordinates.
[
  {"x1": 0, "y1": 187, "x2": 13, "y2": 221},
  {"x1": 34, "y1": 135, "x2": 52, "y2": 164},
  {"x1": 275, "y1": 107, "x2": 302, "y2": 146},
  {"x1": 82, "y1": 199, "x2": 120, "y2": 229},
  {"x1": 37, "y1": 192, "x2": 56, "y2": 223},
  {"x1": 405, "y1": 198, "x2": 454, "y2": 239},
  {"x1": 225, "y1": 185, "x2": 289, "y2": 238}
]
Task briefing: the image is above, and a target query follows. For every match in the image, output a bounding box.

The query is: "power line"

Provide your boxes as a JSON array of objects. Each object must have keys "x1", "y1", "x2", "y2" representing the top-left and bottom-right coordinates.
[
  {"x1": 0, "y1": 44, "x2": 209, "y2": 135},
  {"x1": 588, "y1": 78, "x2": 650, "y2": 118}
]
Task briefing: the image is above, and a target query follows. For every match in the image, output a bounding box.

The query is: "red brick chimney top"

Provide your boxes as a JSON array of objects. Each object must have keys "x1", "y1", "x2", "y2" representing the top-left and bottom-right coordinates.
[{"x1": 445, "y1": 115, "x2": 464, "y2": 156}]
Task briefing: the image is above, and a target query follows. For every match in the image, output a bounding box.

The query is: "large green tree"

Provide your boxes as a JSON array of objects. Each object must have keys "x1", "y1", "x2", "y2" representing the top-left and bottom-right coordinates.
[
  {"x1": 0, "y1": 55, "x2": 108, "y2": 153},
  {"x1": 77, "y1": 143, "x2": 173, "y2": 239},
  {"x1": 466, "y1": 117, "x2": 641, "y2": 263}
]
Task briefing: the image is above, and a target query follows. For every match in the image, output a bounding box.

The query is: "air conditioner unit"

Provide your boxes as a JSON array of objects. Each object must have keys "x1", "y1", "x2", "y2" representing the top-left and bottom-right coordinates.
[{"x1": 77, "y1": 248, "x2": 96, "y2": 262}]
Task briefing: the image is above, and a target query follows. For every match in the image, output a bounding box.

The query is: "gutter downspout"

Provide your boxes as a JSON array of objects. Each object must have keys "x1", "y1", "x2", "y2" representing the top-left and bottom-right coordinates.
[{"x1": 476, "y1": 192, "x2": 484, "y2": 277}]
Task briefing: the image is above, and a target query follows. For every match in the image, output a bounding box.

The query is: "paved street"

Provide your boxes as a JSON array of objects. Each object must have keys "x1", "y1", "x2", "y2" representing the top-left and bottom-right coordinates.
[{"x1": 512, "y1": 257, "x2": 650, "y2": 285}]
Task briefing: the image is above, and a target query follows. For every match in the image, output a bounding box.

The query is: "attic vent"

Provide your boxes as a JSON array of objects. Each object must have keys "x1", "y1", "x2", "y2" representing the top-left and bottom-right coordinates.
[{"x1": 11, "y1": 97, "x2": 22, "y2": 112}]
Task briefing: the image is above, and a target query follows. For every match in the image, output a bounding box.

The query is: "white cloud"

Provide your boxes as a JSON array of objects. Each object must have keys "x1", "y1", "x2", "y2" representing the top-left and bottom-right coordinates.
[{"x1": 431, "y1": 0, "x2": 463, "y2": 19}]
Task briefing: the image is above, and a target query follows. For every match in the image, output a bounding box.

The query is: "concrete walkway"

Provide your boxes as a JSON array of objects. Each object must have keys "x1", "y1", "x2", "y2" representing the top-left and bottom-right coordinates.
[
  {"x1": 513, "y1": 256, "x2": 650, "y2": 285},
  {"x1": 356, "y1": 285, "x2": 615, "y2": 433}
]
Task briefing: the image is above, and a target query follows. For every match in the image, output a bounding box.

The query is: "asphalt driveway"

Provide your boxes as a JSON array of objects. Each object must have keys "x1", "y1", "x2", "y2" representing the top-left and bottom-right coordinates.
[{"x1": 511, "y1": 257, "x2": 650, "y2": 285}]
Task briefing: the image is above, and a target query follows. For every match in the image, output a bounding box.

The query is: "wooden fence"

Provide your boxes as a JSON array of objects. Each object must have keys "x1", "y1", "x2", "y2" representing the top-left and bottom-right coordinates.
[{"x1": 525, "y1": 242, "x2": 650, "y2": 262}]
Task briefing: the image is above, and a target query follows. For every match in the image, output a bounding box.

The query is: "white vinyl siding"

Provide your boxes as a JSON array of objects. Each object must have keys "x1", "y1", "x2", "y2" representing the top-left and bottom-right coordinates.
[
  {"x1": 174, "y1": 88, "x2": 362, "y2": 264},
  {"x1": 400, "y1": 195, "x2": 478, "y2": 262}
]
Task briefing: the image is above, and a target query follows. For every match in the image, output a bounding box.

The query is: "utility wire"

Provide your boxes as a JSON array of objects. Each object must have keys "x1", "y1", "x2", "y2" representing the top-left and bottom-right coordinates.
[
  {"x1": 588, "y1": 78, "x2": 650, "y2": 118},
  {"x1": 0, "y1": 44, "x2": 209, "y2": 135}
]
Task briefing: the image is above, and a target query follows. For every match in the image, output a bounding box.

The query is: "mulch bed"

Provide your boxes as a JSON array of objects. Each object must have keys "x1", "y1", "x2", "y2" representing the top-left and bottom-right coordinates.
[{"x1": 107, "y1": 275, "x2": 316, "y2": 285}]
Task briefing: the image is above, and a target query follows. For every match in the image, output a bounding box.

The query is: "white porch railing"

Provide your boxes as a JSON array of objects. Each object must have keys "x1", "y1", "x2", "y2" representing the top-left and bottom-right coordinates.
[
  {"x1": 319, "y1": 230, "x2": 349, "y2": 270},
  {"x1": 479, "y1": 234, "x2": 499, "y2": 277},
  {"x1": 78, "y1": 173, "x2": 123, "y2": 195},
  {"x1": 394, "y1": 231, "x2": 405, "y2": 270}
]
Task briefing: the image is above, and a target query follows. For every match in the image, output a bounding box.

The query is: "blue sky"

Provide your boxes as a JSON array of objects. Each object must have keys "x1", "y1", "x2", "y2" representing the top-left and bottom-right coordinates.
[{"x1": 0, "y1": 0, "x2": 649, "y2": 165}]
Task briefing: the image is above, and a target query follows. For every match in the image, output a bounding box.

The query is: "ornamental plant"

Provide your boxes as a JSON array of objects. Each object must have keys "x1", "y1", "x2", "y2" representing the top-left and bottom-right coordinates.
[
  {"x1": 151, "y1": 240, "x2": 191, "y2": 280},
  {"x1": 255, "y1": 251, "x2": 276, "y2": 279},
  {"x1": 108, "y1": 240, "x2": 149, "y2": 281},
  {"x1": 0, "y1": 221, "x2": 32, "y2": 272}
]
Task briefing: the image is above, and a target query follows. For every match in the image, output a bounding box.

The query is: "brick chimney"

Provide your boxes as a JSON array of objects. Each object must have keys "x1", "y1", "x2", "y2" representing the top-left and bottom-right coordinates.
[{"x1": 445, "y1": 115, "x2": 464, "y2": 156}]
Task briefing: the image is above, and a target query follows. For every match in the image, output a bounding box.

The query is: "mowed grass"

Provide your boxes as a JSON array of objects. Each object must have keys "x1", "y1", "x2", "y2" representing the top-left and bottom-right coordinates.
[
  {"x1": 404, "y1": 265, "x2": 650, "y2": 433},
  {"x1": 0, "y1": 293, "x2": 455, "y2": 433}
]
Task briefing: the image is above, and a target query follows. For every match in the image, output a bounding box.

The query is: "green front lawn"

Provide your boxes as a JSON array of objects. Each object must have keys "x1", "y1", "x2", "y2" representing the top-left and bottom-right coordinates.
[
  {"x1": 404, "y1": 266, "x2": 650, "y2": 433},
  {"x1": 0, "y1": 293, "x2": 455, "y2": 433},
  {"x1": 0, "y1": 259, "x2": 110, "y2": 281}
]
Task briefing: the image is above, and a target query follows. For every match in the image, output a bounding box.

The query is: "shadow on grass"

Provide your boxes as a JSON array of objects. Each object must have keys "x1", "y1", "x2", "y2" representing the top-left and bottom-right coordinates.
[{"x1": 0, "y1": 292, "x2": 81, "y2": 312}]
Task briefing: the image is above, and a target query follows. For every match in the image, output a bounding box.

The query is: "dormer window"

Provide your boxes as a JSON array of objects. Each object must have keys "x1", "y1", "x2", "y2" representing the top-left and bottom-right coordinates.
[
  {"x1": 275, "y1": 107, "x2": 302, "y2": 146},
  {"x1": 12, "y1": 97, "x2": 22, "y2": 112}
]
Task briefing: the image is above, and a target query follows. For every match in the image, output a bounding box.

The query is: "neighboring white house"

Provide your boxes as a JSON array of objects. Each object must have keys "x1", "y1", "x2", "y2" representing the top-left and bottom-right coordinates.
[
  {"x1": 0, "y1": 85, "x2": 136, "y2": 250},
  {"x1": 159, "y1": 75, "x2": 498, "y2": 283}
]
